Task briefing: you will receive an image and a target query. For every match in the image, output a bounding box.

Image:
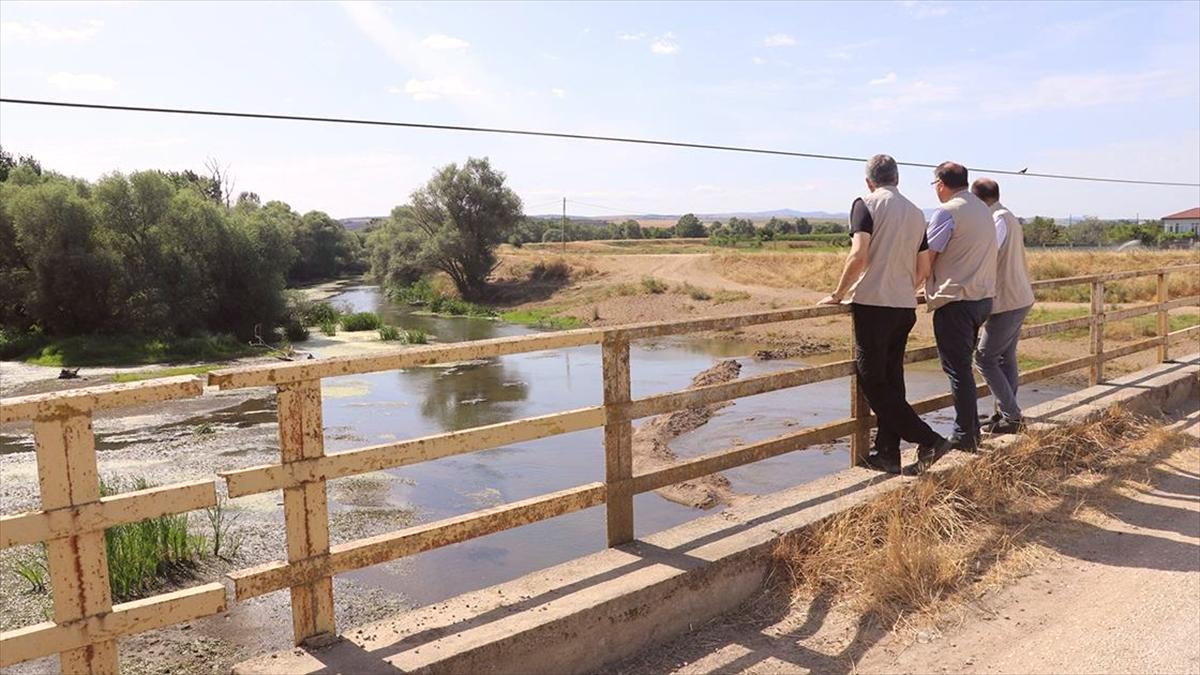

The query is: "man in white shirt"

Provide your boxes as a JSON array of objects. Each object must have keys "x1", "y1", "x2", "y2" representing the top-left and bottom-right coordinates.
[{"x1": 971, "y1": 178, "x2": 1035, "y2": 434}]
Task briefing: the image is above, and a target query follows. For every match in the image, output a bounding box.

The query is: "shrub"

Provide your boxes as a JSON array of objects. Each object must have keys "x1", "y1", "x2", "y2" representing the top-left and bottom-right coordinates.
[
  {"x1": 378, "y1": 325, "x2": 402, "y2": 341},
  {"x1": 100, "y1": 477, "x2": 208, "y2": 600},
  {"x1": 529, "y1": 258, "x2": 571, "y2": 282},
  {"x1": 302, "y1": 301, "x2": 341, "y2": 326},
  {"x1": 641, "y1": 277, "x2": 668, "y2": 294},
  {"x1": 340, "y1": 312, "x2": 382, "y2": 331},
  {"x1": 319, "y1": 319, "x2": 338, "y2": 336},
  {"x1": 284, "y1": 321, "x2": 310, "y2": 342},
  {"x1": 403, "y1": 328, "x2": 428, "y2": 344},
  {"x1": 677, "y1": 283, "x2": 711, "y2": 301}
]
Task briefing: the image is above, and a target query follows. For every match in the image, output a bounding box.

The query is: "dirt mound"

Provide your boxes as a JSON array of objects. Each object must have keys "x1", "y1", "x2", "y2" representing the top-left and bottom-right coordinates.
[
  {"x1": 632, "y1": 359, "x2": 743, "y2": 509},
  {"x1": 753, "y1": 337, "x2": 832, "y2": 360}
]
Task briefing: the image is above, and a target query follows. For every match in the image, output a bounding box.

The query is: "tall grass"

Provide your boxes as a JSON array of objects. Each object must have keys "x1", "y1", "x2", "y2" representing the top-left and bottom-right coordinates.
[{"x1": 100, "y1": 477, "x2": 208, "y2": 601}]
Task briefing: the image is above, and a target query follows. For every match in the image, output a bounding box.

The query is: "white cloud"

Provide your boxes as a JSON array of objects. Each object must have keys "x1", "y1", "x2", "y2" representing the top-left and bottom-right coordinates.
[
  {"x1": 650, "y1": 33, "x2": 679, "y2": 55},
  {"x1": 751, "y1": 56, "x2": 767, "y2": 65},
  {"x1": 1, "y1": 19, "x2": 103, "y2": 43},
  {"x1": 982, "y1": 71, "x2": 1192, "y2": 114},
  {"x1": 421, "y1": 33, "x2": 469, "y2": 50},
  {"x1": 47, "y1": 72, "x2": 118, "y2": 92},
  {"x1": 900, "y1": 1, "x2": 951, "y2": 18},
  {"x1": 868, "y1": 79, "x2": 958, "y2": 111},
  {"x1": 390, "y1": 77, "x2": 480, "y2": 101},
  {"x1": 551, "y1": 88, "x2": 566, "y2": 98},
  {"x1": 762, "y1": 33, "x2": 796, "y2": 48},
  {"x1": 869, "y1": 72, "x2": 898, "y2": 86},
  {"x1": 617, "y1": 32, "x2": 646, "y2": 41}
]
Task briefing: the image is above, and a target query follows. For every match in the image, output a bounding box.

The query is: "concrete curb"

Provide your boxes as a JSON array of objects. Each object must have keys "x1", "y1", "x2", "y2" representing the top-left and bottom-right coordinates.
[{"x1": 235, "y1": 354, "x2": 1199, "y2": 675}]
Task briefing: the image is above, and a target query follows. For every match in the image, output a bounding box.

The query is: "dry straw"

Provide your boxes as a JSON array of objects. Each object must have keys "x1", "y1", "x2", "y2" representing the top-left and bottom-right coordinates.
[{"x1": 774, "y1": 407, "x2": 1182, "y2": 626}]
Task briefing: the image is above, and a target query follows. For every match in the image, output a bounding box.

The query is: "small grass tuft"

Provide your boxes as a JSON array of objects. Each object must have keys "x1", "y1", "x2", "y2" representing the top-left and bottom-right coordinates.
[
  {"x1": 12, "y1": 552, "x2": 48, "y2": 594},
  {"x1": 319, "y1": 319, "x2": 338, "y2": 336},
  {"x1": 101, "y1": 477, "x2": 208, "y2": 601},
  {"x1": 378, "y1": 325, "x2": 403, "y2": 341}
]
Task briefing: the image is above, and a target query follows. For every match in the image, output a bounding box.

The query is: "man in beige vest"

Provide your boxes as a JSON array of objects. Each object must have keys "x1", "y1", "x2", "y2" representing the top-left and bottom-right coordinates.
[
  {"x1": 924, "y1": 162, "x2": 998, "y2": 452},
  {"x1": 971, "y1": 178, "x2": 1035, "y2": 434},
  {"x1": 818, "y1": 154, "x2": 950, "y2": 474}
]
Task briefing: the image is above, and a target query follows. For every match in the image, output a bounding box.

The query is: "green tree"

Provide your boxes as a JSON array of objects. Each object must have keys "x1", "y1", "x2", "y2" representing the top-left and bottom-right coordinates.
[
  {"x1": 675, "y1": 213, "x2": 705, "y2": 238},
  {"x1": 406, "y1": 157, "x2": 523, "y2": 298},
  {"x1": 795, "y1": 217, "x2": 812, "y2": 235},
  {"x1": 619, "y1": 219, "x2": 643, "y2": 239},
  {"x1": 1023, "y1": 216, "x2": 1063, "y2": 246}
]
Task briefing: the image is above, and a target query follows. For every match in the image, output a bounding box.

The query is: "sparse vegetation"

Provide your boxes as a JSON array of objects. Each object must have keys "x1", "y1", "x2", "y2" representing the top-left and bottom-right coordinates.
[
  {"x1": 500, "y1": 309, "x2": 583, "y2": 330},
  {"x1": 319, "y1": 319, "x2": 338, "y2": 336},
  {"x1": 378, "y1": 324, "x2": 402, "y2": 341},
  {"x1": 641, "y1": 277, "x2": 668, "y2": 294},
  {"x1": 11, "y1": 550, "x2": 48, "y2": 594}
]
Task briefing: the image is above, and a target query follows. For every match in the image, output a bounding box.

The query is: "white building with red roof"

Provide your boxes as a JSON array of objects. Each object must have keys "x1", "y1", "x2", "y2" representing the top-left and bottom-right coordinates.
[{"x1": 1162, "y1": 207, "x2": 1200, "y2": 235}]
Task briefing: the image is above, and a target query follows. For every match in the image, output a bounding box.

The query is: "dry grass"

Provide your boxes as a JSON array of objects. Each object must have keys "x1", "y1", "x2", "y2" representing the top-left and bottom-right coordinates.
[
  {"x1": 774, "y1": 408, "x2": 1185, "y2": 627},
  {"x1": 710, "y1": 249, "x2": 1197, "y2": 302}
]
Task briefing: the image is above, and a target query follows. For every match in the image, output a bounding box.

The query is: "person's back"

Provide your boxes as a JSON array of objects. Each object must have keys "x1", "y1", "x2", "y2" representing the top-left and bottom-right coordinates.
[
  {"x1": 992, "y1": 204, "x2": 1034, "y2": 314},
  {"x1": 848, "y1": 186, "x2": 927, "y2": 308},
  {"x1": 926, "y1": 190, "x2": 997, "y2": 310}
]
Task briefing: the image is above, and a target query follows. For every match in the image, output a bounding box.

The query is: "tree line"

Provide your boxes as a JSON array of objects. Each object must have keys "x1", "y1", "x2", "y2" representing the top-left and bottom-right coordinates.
[{"x1": 0, "y1": 147, "x2": 365, "y2": 343}]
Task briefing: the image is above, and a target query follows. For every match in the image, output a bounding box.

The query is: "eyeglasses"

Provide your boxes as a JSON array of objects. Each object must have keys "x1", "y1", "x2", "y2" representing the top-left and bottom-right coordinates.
[{"x1": 930, "y1": 178, "x2": 942, "y2": 186}]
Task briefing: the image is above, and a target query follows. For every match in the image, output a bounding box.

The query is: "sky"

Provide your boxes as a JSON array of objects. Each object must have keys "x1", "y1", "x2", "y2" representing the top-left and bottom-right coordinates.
[{"x1": 1, "y1": 0, "x2": 1198, "y2": 220}]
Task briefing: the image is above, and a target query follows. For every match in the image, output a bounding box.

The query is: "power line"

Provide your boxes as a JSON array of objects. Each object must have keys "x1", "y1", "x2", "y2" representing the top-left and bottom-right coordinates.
[
  {"x1": 566, "y1": 199, "x2": 649, "y2": 216},
  {"x1": 1, "y1": 97, "x2": 1197, "y2": 188}
]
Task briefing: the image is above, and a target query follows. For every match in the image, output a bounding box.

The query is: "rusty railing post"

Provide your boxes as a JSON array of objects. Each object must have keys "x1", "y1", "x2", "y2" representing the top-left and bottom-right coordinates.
[
  {"x1": 1090, "y1": 280, "x2": 1105, "y2": 386},
  {"x1": 33, "y1": 411, "x2": 118, "y2": 674},
  {"x1": 848, "y1": 319, "x2": 870, "y2": 467},
  {"x1": 1157, "y1": 272, "x2": 1169, "y2": 363},
  {"x1": 277, "y1": 378, "x2": 335, "y2": 644},
  {"x1": 602, "y1": 335, "x2": 634, "y2": 546}
]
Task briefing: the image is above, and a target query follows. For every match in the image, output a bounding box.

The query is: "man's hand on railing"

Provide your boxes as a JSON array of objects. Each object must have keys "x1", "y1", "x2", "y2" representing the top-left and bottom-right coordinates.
[{"x1": 816, "y1": 293, "x2": 843, "y2": 306}]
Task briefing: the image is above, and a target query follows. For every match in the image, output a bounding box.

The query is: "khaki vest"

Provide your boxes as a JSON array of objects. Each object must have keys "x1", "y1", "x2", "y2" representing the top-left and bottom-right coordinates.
[
  {"x1": 991, "y1": 203, "x2": 1035, "y2": 313},
  {"x1": 847, "y1": 186, "x2": 927, "y2": 308},
  {"x1": 926, "y1": 190, "x2": 997, "y2": 310}
]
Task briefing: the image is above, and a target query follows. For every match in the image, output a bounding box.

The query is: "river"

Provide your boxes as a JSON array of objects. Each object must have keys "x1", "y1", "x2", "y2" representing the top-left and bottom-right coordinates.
[{"x1": 0, "y1": 285, "x2": 1077, "y2": 608}]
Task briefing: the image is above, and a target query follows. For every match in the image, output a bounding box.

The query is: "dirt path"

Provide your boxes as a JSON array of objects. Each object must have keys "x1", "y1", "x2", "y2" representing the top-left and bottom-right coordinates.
[{"x1": 605, "y1": 411, "x2": 1200, "y2": 675}]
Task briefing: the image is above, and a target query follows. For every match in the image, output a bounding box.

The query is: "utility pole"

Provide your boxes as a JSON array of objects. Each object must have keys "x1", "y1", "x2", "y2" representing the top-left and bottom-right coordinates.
[{"x1": 562, "y1": 197, "x2": 567, "y2": 253}]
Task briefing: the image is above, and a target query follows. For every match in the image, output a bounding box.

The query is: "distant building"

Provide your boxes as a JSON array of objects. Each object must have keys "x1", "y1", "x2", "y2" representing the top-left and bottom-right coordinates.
[{"x1": 1162, "y1": 207, "x2": 1200, "y2": 235}]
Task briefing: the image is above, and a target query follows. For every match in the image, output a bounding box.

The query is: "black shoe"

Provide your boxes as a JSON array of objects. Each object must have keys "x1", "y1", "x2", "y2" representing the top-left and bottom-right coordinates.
[
  {"x1": 983, "y1": 418, "x2": 1024, "y2": 435},
  {"x1": 906, "y1": 438, "x2": 953, "y2": 475},
  {"x1": 863, "y1": 451, "x2": 901, "y2": 474},
  {"x1": 978, "y1": 412, "x2": 1002, "y2": 425},
  {"x1": 948, "y1": 434, "x2": 979, "y2": 453}
]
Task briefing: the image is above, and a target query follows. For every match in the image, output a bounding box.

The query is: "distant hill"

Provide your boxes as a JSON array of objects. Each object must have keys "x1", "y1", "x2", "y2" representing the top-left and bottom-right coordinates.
[
  {"x1": 339, "y1": 217, "x2": 384, "y2": 231},
  {"x1": 529, "y1": 208, "x2": 851, "y2": 227}
]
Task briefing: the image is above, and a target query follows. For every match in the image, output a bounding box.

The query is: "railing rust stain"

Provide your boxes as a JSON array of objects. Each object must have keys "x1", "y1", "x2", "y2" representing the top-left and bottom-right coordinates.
[{"x1": 0, "y1": 264, "x2": 1197, "y2": 672}]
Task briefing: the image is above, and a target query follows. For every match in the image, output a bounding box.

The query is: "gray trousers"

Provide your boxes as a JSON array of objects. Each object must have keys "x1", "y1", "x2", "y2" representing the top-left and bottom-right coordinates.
[{"x1": 975, "y1": 304, "x2": 1032, "y2": 422}]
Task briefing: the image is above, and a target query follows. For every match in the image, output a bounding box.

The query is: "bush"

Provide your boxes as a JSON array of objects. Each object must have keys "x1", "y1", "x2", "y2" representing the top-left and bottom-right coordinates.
[
  {"x1": 340, "y1": 312, "x2": 382, "y2": 331},
  {"x1": 302, "y1": 301, "x2": 341, "y2": 326},
  {"x1": 319, "y1": 319, "x2": 338, "y2": 336},
  {"x1": 378, "y1": 325, "x2": 402, "y2": 341},
  {"x1": 283, "y1": 321, "x2": 310, "y2": 342},
  {"x1": 100, "y1": 477, "x2": 208, "y2": 601},
  {"x1": 641, "y1": 277, "x2": 668, "y2": 294},
  {"x1": 529, "y1": 258, "x2": 571, "y2": 282},
  {"x1": 403, "y1": 328, "x2": 428, "y2": 344}
]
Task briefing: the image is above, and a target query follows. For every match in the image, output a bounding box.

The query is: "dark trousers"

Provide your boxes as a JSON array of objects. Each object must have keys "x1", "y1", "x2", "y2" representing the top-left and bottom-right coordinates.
[
  {"x1": 851, "y1": 303, "x2": 941, "y2": 457},
  {"x1": 933, "y1": 298, "x2": 994, "y2": 446}
]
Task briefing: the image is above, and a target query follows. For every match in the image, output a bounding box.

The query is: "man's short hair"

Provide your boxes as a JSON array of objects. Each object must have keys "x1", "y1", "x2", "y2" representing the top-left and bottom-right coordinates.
[
  {"x1": 866, "y1": 154, "x2": 898, "y2": 186},
  {"x1": 934, "y1": 161, "x2": 969, "y2": 189},
  {"x1": 971, "y1": 178, "x2": 999, "y2": 203}
]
